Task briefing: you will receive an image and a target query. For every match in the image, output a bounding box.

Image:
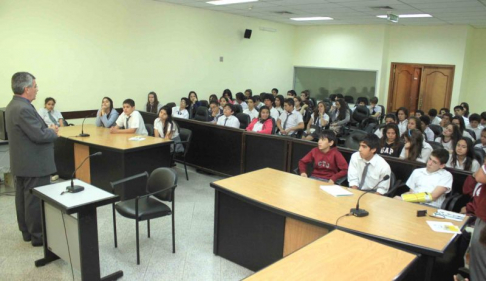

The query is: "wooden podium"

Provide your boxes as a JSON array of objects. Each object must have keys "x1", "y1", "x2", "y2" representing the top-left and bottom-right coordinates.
[{"x1": 32, "y1": 180, "x2": 123, "y2": 281}]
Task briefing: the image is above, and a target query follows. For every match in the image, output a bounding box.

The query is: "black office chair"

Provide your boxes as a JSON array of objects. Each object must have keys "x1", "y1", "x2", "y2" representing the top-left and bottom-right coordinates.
[
  {"x1": 427, "y1": 141, "x2": 444, "y2": 151},
  {"x1": 145, "y1": 124, "x2": 154, "y2": 136},
  {"x1": 165, "y1": 102, "x2": 176, "y2": 109},
  {"x1": 378, "y1": 105, "x2": 385, "y2": 124},
  {"x1": 359, "y1": 117, "x2": 377, "y2": 131},
  {"x1": 352, "y1": 106, "x2": 370, "y2": 127},
  {"x1": 474, "y1": 147, "x2": 485, "y2": 164},
  {"x1": 236, "y1": 113, "x2": 251, "y2": 130},
  {"x1": 194, "y1": 106, "x2": 209, "y2": 122},
  {"x1": 428, "y1": 124, "x2": 442, "y2": 139},
  {"x1": 329, "y1": 94, "x2": 337, "y2": 102},
  {"x1": 465, "y1": 129, "x2": 476, "y2": 140},
  {"x1": 344, "y1": 95, "x2": 354, "y2": 104},
  {"x1": 344, "y1": 129, "x2": 367, "y2": 150},
  {"x1": 271, "y1": 118, "x2": 277, "y2": 134},
  {"x1": 174, "y1": 128, "x2": 192, "y2": 180},
  {"x1": 303, "y1": 110, "x2": 312, "y2": 128},
  {"x1": 234, "y1": 104, "x2": 243, "y2": 115},
  {"x1": 111, "y1": 168, "x2": 177, "y2": 265},
  {"x1": 199, "y1": 100, "x2": 209, "y2": 107},
  {"x1": 356, "y1": 97, "x2": 369, "y2": 105}
]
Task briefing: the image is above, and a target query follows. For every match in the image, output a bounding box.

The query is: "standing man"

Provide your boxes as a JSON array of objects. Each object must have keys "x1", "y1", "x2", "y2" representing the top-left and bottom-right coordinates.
[{"x1": 6, "y1": 72, "x2": 58, "y2": 246}]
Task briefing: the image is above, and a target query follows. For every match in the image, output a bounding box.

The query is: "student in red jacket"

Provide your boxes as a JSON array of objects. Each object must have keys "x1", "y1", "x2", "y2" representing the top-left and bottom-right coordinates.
[
  {"x1": 246, "y1": 106, "x2": 273, "y2": 134},
  {"x1": 299, "y1": 130, "x2": 349, "y2": 184}
]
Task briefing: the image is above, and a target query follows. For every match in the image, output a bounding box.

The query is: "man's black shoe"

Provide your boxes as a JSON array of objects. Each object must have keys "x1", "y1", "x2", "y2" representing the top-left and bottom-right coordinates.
[{"x1": 22, "y1": 232, "x2": 31, "y2": 242}]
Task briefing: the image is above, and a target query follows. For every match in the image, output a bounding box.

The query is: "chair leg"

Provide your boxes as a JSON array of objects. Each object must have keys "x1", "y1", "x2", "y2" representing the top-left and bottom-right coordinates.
[
  {"x1": 172, "y1": 202, "x2": 176, "y2": 253},
  {"x1": 147, "y1": 219, "x2": 150, "y2": 238},
  {"x1": 136, "y1": 219, "x2": 140, "y2": 265},
  {"x1": 184, "y1": 157, "x2": 188, "y2": 181},
  {"x1": 112, "y1": 204, "x2": 117, "y2": 248}
]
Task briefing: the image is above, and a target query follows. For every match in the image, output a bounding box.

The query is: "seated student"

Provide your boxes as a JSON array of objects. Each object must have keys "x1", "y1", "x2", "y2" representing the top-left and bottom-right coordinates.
[
  {"x1": 209, "y1": 100, "x2": 222, "y2": 123},
  {"x1": 263, "y1": 94, "x2": 280, "y2": 120},
  {"x1": 244, "y1": 89, "x2": 252, "y2": 99},
  {"x1": 303, "y1": 101, "x2": 329, "y2": 141},
  {"x1": 271, "y1": 88, "x2": 278, "y2": 97},
  {"x1": 441, "y1": 112, "x2": 453, "y2": 131},
  {"x1": 439, "y1": 107, "x2": 450, "y2": 118},
  {"x1": 428, "y1": 108, "x2": 442, "y2": 125},
  {"x1": 216, "y1": 104, "x2": 240, "y2": 129},
  {"x1": 398, "y1": 148, "x2": 452, "y2": 208},
  {"x1": 420, "y1": 115, "x2": 435, "y2": 141},
  {"x1": 468, "y1": 162, "x2": 486, "y2": 281},
  {"x1": 378, "y1": 123, "x2": 403, "y2": 157},
  {"x1": 243, "y1": 97, "x2": 259, "y2": 120},
  {"x1": 277, "y1": 98, "x2": 304, "y2": 136},
  {"x1": 188, "y1": 91, "x2": 201, "y2": 119},
  {"x1": 38, "y1": 97, "x2": 65, "y2": 127},
  {"x1": 300, "y1": 90, "x2": 314, "y2": 108},
  {"x1": 348, "y1": 134, "x2": 391, "y2": 194},
  {"x1": 475, "y1": 128, "x2": 486, "y2": 154},
  {"x1": 374, "y1": 113, "x2": 397, "y2": 138},
  {"x1": 172, "y1": 97, "x2": 190, "y2": 119},
  {"x1": 447, "y1": 137, "x2": 481, "y2": 173},
  {"x1": 146, "y1": 92, "x2": 162, "y2": 114},
  {"x1": 435, "y1": 124, "x2": 462, "y2": 153},
  {"x1": 481, "y1": 111, "x2": 486, "y2": 128},
  {"x1": 352, "y1": 99, "x2": 366, "y2": 112},
  {"x1": 402, "y1": 116, "x2": 424, "y2": 141},
  {"x1": 222, "y1": 89, "x2": 234, "y2": 104},
  {"x1": 254, "y1": 95, "x2": 264, "y2": 110},
  {"x1": 461, "y1": 102, "x2": 470, "y2": 118},
  {"x1": 452, "y1": 116, "x2": 474, "y2": 140},
  {"x1": 329, "y1": 98, "x2": 350, "y2": 135},
  {"x1": 208, "y1": 94, "x2": 219, "y2": 103},
  {"x1": 235, "y1": 92, "x2": 248, "y2": 111},
  {"x1": 396, "y1": 107, "x2": 409, "y2": 136},
  {"x1": 274, "y1": 95, "x2": 284, "y2": 115},
  {"x1": 219, "y1": 96, "x2": 229, "y2": 110},
  {"x1": 368, "y1": 97, "x2": 381, "y2": 119},
  {"x1": 287, "y1": 90, "x2": 297, "y2": 98},
  {"x1": 110, "y1": 99, "x2": 148, "y2": 135},
  {"x1": 414, "y1": 110, "x2": 424, "y2": 118},
  {"x1": 293, "y1": 96, "x2": 303, "y2": 113},
  {"x1": 454, "y1": 105, "x2": 470, "y2": 126},
  {"x1": 467, "y1": 113, "x2": 483, "y2": 140},
  {"x1": 400, "y1": 129, "x2": 433, "y2": 163},
  {"x1": 95, "y1": 96, "x2": 119, "y2": 128},
  {"x1": 154, "y1": 107, "x2": 183, "y2": 153},
  {"x1": 246, "y1": 106, "x2": 273, "y2": 134},
  {"x1": 299, "y1": 130, "x2": 348, "y2": 183}
]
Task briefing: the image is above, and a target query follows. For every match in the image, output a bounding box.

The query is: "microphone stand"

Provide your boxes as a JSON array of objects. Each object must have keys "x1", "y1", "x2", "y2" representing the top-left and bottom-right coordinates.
[
  {"x1": 350, "y1": 175, "x2": 390, "y2": 217},
  {"x1": 62, "y1": 152, "x2": 102, "y2": 194},
  {"x1": 78, "y1": 112, "x2": 95, "y2": 137}
]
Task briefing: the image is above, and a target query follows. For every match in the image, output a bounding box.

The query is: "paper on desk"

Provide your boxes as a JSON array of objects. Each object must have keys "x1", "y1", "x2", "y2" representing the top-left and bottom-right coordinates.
[
  {"x1": 129, "y1": 136, "x2": 146, "y2": 141},
  {"x1": 427, "y1": 221, "x2": 461, "y2": 234},
  {"x1": 320, "y1": 185, "x2": 353, "y2": 197},
  {"x1": 434, "y1": 209, "x2": 466, "y2": 222}
]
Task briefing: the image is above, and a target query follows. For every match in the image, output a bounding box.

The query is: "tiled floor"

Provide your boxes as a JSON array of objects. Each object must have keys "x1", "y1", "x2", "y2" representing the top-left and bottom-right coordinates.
[{"x1": 0, "y1": 166, "x2": 253, "y2": 281}]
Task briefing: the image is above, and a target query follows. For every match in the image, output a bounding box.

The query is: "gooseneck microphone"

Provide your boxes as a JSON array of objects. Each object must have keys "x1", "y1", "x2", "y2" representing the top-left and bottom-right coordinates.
[
  {"x1": 61, "y1": 152, "x2": 102, "y2": 195},
  {"x1": 78, "y1": 112, "x2": 95, "y2": 137},
  {"x1": 350, "y1": 175, "x2": 390, "y2": 217}
]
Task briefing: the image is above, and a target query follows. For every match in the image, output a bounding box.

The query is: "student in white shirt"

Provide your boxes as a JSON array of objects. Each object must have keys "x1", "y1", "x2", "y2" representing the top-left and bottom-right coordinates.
[
  {"x1": 271, "y1": 88, "x2": 278, "y2": 98},
  {"x1": 435, "y1": 124, "x2": 461, "y2": 153},
  {"x1": 475, "y1": 128, "x2": 486, "y2": 154},
  {"x1": 428, "y1": 108, "x2": 442, "y2": 125},
  {"x1": 243, "y1": 97, "x2": 259, "y2": 120},
  {"x1": 95, "y1": 96, "x2": 119, "y2": 128},
  {"x1": 400, "y1": 129, "x2": 433, "y2": 163},
  {"x1": 219, "y1": 96, "x2": 229, "y2": 111},
  {"x1": 440, "y1": 113, "x2": 453, "y2": 131},
  {"x1": 374, "y1": 114, "x2": 397, "y2": 139},
  {"x1": 454, "y1": 105, "x2": 470, "y2": 126},
  {"x1": 263, "y1": 94, "x2": 280, "y2": 121},
  {"x1": 420, "y1": 115, "x2": 435, "y2": 141},
  {"x1": 216, "y1": 104, "x2": 240, "y2": 129},
  {"x1": 244, "y1": 89, "x2": 252, "y2": 100},
  {"x1": 235, "y1": 92, "x2": 248, "y2": 111},
  {"x1": 38, "y1": 97, "x2": 64, "y2": 127},
  {"x1": 398, "y1": 149, "x2": 452, "y2": 208},
  {"x1": 274, "y1": 95, "x2": 284, "y2": 115},
  {"x1": 303, "y1": 101, "x2": 329, "y2": 141},
  {"x1": 154, "y1": 106, "x2": 184, "y2": 153},
  {"x1": 452, "y1": 116, "x2": 474, "y2": 140},
  {"x1": 145, "y1": 91, "x2": 162, "y2": 114},
  {"x1": 172, "y1": 98, "x2": 190, "y2": 119},
  {"x1": 277, "y1": 98, "x2": 304, "y2": 136},
  {"x1": 348, "y1": 134, "x2": 391, "y2": 195},
  {"x1": 396, "y1": 107, "x2": 409, "y2": 136},
  {"x1": 467, "y1": 113, "x2": 483, "y2": 140},
  {"x1": 110, "y1": 99, "x2": 148, "y2": 135},
  {"x1": 368, "y1": 97, "x2": 381, "y2": 119},
  {"x1": 447, "y1": 137, "x2": 481, "y2": 173},
  {"x1": 209, "y1": 100, "x2": 222, "y2": 123}
]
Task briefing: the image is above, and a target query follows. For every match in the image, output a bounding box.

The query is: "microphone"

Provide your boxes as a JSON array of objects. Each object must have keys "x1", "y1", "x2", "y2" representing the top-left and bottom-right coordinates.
[
  {"x1": 350, "y1": 175, "x2": 390, "y2": 217},
  {"x1": 78, "y1": 112, "x2": 95, "y2": 137},
  {"x1": 62, "y1": 152, "x2": 102, "y2": 194}
]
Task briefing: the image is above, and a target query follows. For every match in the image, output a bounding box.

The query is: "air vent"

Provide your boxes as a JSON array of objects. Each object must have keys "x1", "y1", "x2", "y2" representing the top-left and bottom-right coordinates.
[{"x1": 370, "y1": 6, "x2": 394, "y2": 10}]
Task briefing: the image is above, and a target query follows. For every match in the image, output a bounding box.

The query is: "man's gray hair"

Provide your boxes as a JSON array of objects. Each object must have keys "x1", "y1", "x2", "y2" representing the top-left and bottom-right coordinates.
[{"x1": 11, "y1": 72, "x2": 36, "y2": 95}]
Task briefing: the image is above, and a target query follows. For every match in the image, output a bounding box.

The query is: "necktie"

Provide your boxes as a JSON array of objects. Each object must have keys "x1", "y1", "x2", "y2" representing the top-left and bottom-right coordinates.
[
  {"x1": 224, "y1": 118, "x2": 228, "y2": 126},
  {"x1": 48, "y1": 111, "x2": 58, "y2": 125},
  {"x1": 126, "y1": 115, "x2": 131, "y2": 129},
  {"x1": 358, "y1": 162, "x2": 370, "y2": 190},
  {"x1": 283, "y1": 112, "x2": 292, "y2": 130}
]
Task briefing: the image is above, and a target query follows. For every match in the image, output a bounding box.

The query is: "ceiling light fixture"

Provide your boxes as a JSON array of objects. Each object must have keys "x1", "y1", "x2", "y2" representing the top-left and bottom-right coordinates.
[
  {"x1": 377, "y1": 14, "x2": 432, "y2": 18},
  {"x1": 207, "y1": 0, "x2": 258, "y2": 5},
  {"x1": 290, "y1": 17, "x2": 333, "y2": 21}
]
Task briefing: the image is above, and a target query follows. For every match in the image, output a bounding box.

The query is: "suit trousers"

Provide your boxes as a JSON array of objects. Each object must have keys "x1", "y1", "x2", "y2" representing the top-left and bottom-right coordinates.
[{"x1": 15, "y1": 175, "x2": 50, "y2": 240}]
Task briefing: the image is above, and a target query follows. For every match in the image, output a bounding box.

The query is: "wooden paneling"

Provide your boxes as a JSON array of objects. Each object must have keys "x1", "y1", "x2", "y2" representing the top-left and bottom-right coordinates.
[
  {"x1": 283, "y1": 217, "x2": 329, "y2": 257},
  {"x1": 419, "y1": 67, "x2": 454, "y2": 111},
  {"x1": 74, "y1": 143, "x2": 90, "y2": 183}
]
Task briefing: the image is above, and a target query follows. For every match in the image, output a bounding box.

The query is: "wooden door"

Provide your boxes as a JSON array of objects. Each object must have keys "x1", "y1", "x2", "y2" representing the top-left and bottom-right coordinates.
[
  {"x1": 387, "y1": 64, "x2": 421, "y2": 113},
  {"x1": 418, "y1": 67, "x2": 454, "y2": 112}
]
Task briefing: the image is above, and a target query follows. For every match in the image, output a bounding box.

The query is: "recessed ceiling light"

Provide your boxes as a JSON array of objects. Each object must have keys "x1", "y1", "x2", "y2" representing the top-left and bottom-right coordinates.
[
  {"x1": 207, "y1": 0, "x2": 258, "y2": 5},
  {"x1": 290, "y1": 17, "x2": 333, "y2": 21},
  {"x1": 377, "y1": 14, "x2": 432, "y2": 18}
]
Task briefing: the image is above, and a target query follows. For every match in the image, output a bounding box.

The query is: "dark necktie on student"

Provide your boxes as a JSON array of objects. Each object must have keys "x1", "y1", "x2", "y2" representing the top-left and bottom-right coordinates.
[
  {"x1": 126, "y1": 115, "x2": 131, "y2": 129},
  {"x1": 224, "y1": 117, "x2": 228, "y2": 126},
  {"x1": 283, "y1": 112, "x2": 292, "y2": 130},
  {"x1": 358, "y1": 162, "x2": 371, "y2": 190},
  {"x1": 48, "y1": 111, "x2": 58, "y2": 125}
]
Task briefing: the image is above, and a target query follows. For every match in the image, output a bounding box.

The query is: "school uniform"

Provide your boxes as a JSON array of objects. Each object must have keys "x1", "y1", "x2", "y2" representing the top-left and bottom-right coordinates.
[
  {"x1": 374, "y1": 127, "x2": 383, "y2": 139},
  {"x1": 368, "y1": 105, "x2": 381, "y2": 118},
  {"x1": 269, "y1": 107, "x2": 280, "y2": 121},
  {"x1": 475, "y1": 143, "x2": 486, "y2": 154},
  {"x1": 424, "y1": 126, "x2": 435, "y2": 141},
  {"x1": 153, "y1": 119, "x2": 184, "y2": 153},
  {"x1": 95, "y1": 109, "x2": 119, "y2": 128},
  {"x1": 115, "y1": 110, "x2": 148, "y2": 135},
  {"x1": 246, "y1": 118, "x2": 273, "y2": 134},
  {"x1": 467, "y1": 124, "x2": 483, "y2": 140},
  {"x1": 278, "y1": 109, "x2": 304, "y2": 135},
  {"x1": 146, "y1": 103, "x2": 163, "y2": 114},
  {"x1": 399, "y1": 141, "x2": 433, "y2": 163},
  {"x1": 406, "y1": 167, "x2": 452, "y2": 208},
  {"x1": 378, "y1": 142, "x2": 403, "y2": 157},
  {"x1": 397, "y1": 119, "x2": 408, "y2": 136},
  {"x1": 462, "y1": 116, "x2": 470, "y2": 126},
  {"x1": 275, "y1": 107, "x2": 284, "y2": 115},
  {"x1": 237, "y1": 101, "x2": 248, "y2": 111},
  {"x1": 463, "y1": 130, "x2": 474, "y2": 140},
  {"x1": 298, "y1": 147, "x2": 348, "y2": 182},
  {"x1": 243, "y1": 108, "x2": 259, "y2": 120},
  {"x1": 446, "y1": 156, "x2": 481, "y2": 174},
  {"x1": 216, "y1": 115, "x2": 240, "y2": 129},
  {"x1": 38, "y1": 108, "x2": 63, "y2": 126},
  {"x1": 347, "y1": 152, "x2": 391, "y2": 194},
  {"x1": 431, "y1": 116, "x2": 442, "y2": 125},
  {"x1": 435, "y1": 137, "x2": 454, "y2": 152},
  {"x1": 172, "y1": 106, "x2": 189, "y2": 119}
]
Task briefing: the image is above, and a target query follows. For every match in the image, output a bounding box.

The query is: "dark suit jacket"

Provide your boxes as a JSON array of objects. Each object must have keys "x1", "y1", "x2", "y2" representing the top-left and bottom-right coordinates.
[{"x1": 6, "y1": 95, "x2": 58, "y2": 177}]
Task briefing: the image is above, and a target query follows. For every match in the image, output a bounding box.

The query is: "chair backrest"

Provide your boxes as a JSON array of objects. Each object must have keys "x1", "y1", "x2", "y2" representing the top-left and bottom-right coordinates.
[
  {"x1": 199, "y1": 100, "x2": 209, "y2": 107},
  {"x1": 474, "y1": 147, "x2": 485, "y2": 164},
  {"x1": 344, "y1": 95, "x2": 354, "y2": 104},
  {"x1": 359, "y1": 117, "x2": 377, "y2": 131},
  {"x1": 329, "y1": 94, "x2": 337, "y2": 102},
  {"x1": 271, "y1": 118, "x2": 277, "y2": 134},
  {"x1": 165, "y1": 102, "x2": 176, "y2": 109},
  {"x1": 303, "y1": 110, "x2": 312, "y2": 127},
  {"x1": 426, "y1": 141, "x2": 444, "y2": 151},
  {"x1": 465, "y1": 129, "x2": 476, "y2": 140},
  {"x1": 147, "y1": 168, "x2": 178, "y2": 202},
  {"x1": 234, "y1": 104, "x2": 243, "y2": 115},
  {"x1": 363, "y1": 122, "x2": 378, "y2": 134},
  {"x1": 236, "y1": 113, "x2": 251, "y2": 129},
  {"x1": 344, "y1": 129, "x2": 367, "y2": 150},
  {"x1": 179, "y1": 128, "x2": 192, "y2": 157},
  {"x1": 428, "y1": 124, "x2": 442, "y2": 139},
  {"x1": 352, "y1": 105, "x2": 370, "y2": 123},
  {"x1": 194, "y1": 106, "x2": 209, "y2": 122},
  {"x1": 378, "y1": 105, "x2": 385, "y2": 124},
  {"x1": 475, "y1": 139, "x2": 481, "y2": 145},
  {"x1": 145, "y1": 123, "x2": 154, "y2": 136},
  {"x1": 356, "y1": 97, "x2": 369, "y2": 105}
]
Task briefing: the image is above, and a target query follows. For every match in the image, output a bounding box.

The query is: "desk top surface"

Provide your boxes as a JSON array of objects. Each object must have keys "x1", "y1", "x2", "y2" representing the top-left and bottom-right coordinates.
[
  {"x1": 212, "y1": 168, "x2": 468, "y2": 254},
  {"x1": 58, "y1": 124, "x2": 171, "y2": 150},
  {"x1": 245, "y1": 229, "x2": 416, "y2": 281}
]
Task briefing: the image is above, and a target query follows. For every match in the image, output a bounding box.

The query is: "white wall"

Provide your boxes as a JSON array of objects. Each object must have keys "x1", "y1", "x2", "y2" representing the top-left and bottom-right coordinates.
[{"x1": 464, "y1": 29, "x2": 486, "y2": 115}]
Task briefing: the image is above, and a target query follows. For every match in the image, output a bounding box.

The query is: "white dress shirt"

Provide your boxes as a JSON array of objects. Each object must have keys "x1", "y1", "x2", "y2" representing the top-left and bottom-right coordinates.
[
  {"x1": 347, "y1": 152, "x2": 391, "y2": 194},
  {"x1": 243, "y1": 108, "x2": 259, "y2": 120},
  {"x1": 38, "y1": 108, "x2": 63, "y2": 126},
  {"x1": 398, "y1": 119, "x2": 408, "y2": 136},
  {"x1": 424, "y1": 127, "x2": 435, "y2": 142},
  {"x1": 446, "y1": 156, "x2": 481, "y2": 173},
  {"x1": 216, "y1": 115, "x2": 240, "y2": 129},
  {"x1": 278, "y1": 110, "x2": 303, "y2": 134},
  {"x1": 431, "y1": 116, "x2": 442, "y2": 125},
  {"x1": 406, "y1": 168, "x2": 452, "y2": 208},
  {"x1": 435, "y1": 137, "x2": 454, "y2": 152},
  {"x1": 269, "y1": 107, "x2": 280, "y2": 120},
  {"x1": 172, "y1": 106, "x2": 189, "y2": 119},
  {"x1": 115, "y1": 110, "x2": 148, "y2": 135},
  {"x1": 399, "y1": 141, "x2": 433, "y2": 163},
  {"x1": 154, "y1": 119, "x2": 179, "y2": 139}
]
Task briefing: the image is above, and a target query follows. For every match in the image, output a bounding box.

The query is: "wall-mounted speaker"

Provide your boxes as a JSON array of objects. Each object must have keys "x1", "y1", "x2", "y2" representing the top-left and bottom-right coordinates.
[{"x1": 244, "y1": 29, "x2": 252, "y2": 39}]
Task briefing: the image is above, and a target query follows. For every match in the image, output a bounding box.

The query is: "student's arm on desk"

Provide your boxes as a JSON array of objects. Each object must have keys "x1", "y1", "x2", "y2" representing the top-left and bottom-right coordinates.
[{"x1": 110, "y1": 127, "x2": 137, "y2": 134}]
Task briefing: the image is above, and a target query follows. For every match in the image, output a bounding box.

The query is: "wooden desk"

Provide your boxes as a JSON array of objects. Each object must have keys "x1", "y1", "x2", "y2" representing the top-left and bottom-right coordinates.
[
  {"x1": 211, "y1": 168, "x2": 467, "y2": 278},
  {"x1": 55, "y1": 125, "x2": 172, "y2": 193},
  {"x1": 245, "y1": 230, "x2": 417, "y2": 281}
]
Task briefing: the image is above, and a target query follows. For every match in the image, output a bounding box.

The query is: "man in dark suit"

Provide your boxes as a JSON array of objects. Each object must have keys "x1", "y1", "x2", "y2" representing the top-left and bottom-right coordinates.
[{"x1": 6, "y1": 72, "x2": 58, "y2": 246}]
